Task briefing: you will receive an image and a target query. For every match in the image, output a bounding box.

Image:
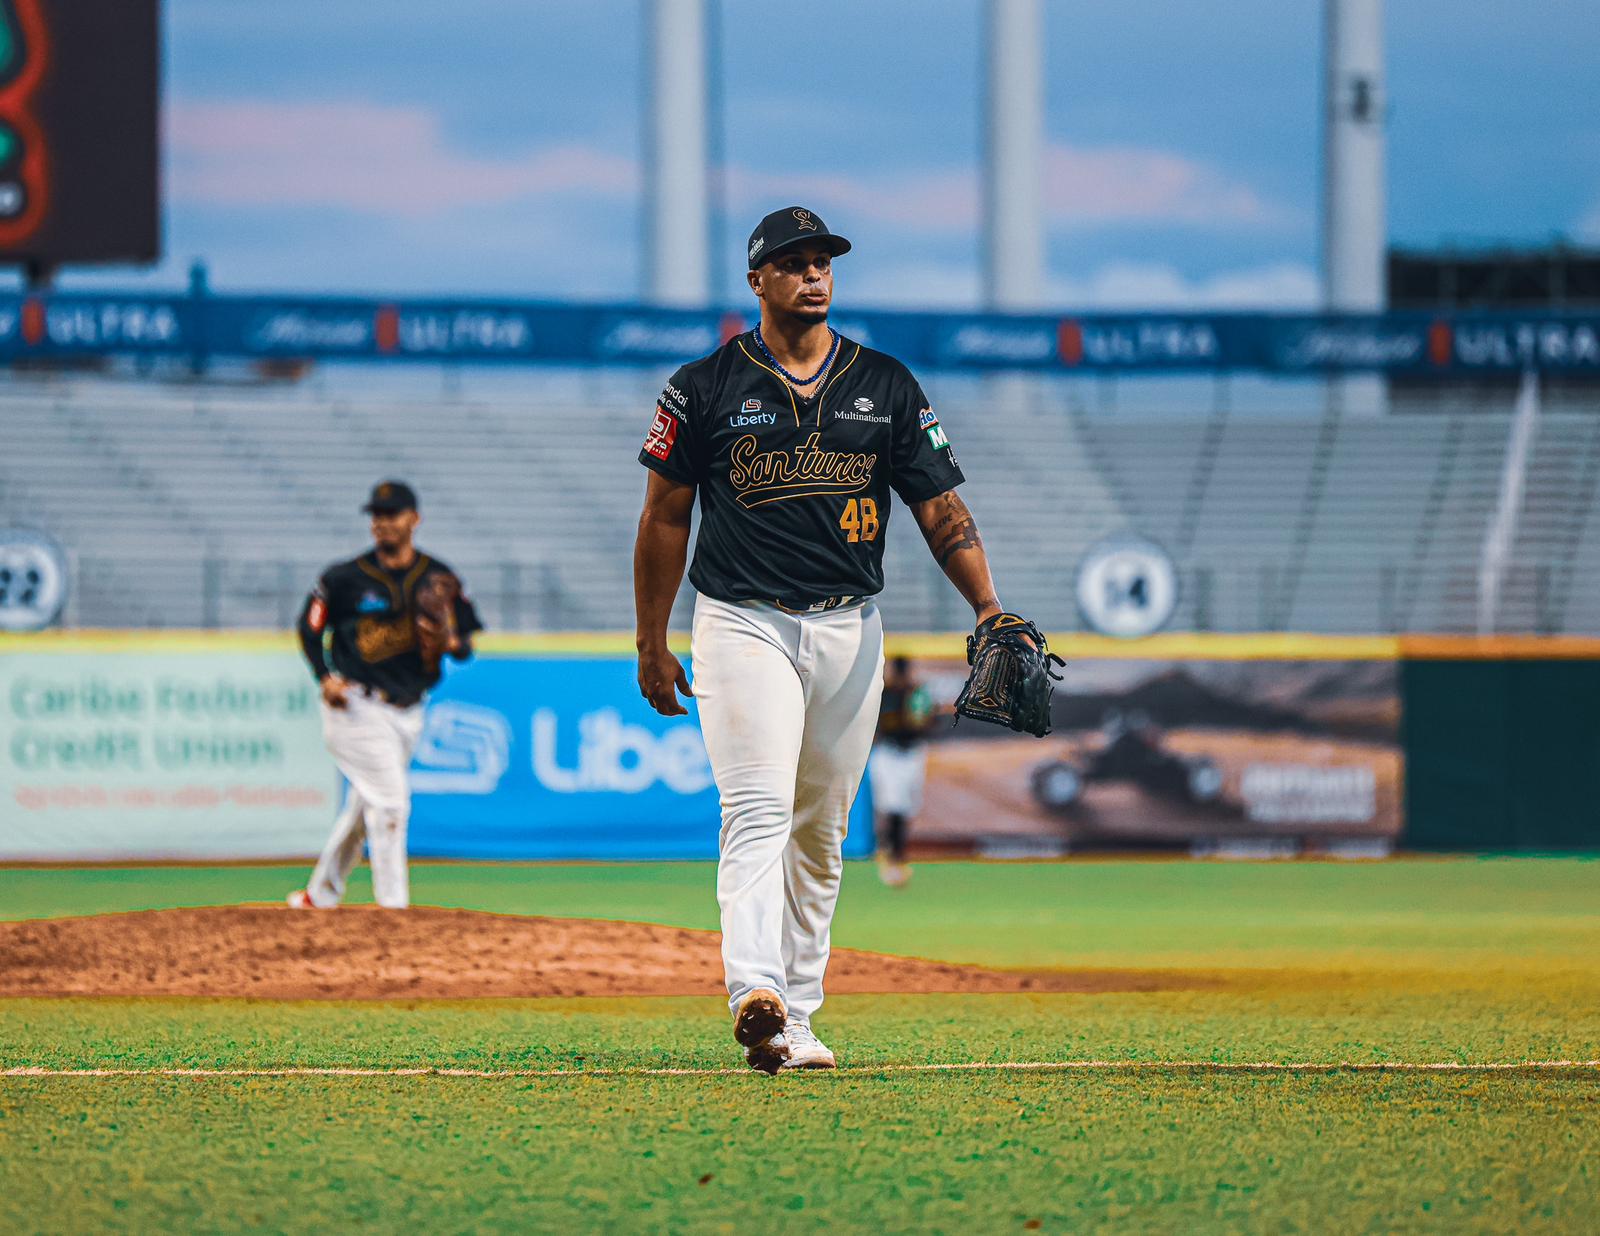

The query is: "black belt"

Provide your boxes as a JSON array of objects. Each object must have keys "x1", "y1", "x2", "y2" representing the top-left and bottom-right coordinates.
[
  {"x1": 354, "y1": 683, "x2": 419, "y2": 708},
  {"x1": 771, "y1": 595, "x2": 860, "y2": 615}
]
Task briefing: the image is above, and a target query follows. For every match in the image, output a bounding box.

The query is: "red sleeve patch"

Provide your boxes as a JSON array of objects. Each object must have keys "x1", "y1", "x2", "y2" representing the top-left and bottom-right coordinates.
[
  {"x1": 306, "y1": 596, "x2": 327, "y2": 633},
  {"x1": 644, "y1": 405, "x2": 679, "y2": 460}
]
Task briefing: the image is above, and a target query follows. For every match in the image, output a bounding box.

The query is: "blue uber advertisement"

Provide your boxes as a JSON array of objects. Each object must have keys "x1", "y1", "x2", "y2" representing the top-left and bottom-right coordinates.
[{"x1": 406, "y1": 656, "x2": 874, "y2": 860}]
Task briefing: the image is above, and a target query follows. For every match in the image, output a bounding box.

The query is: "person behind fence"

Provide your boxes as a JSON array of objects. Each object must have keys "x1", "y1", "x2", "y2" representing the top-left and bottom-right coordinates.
[
  {"x1": 288, "y1": 480, "x2": 482, "y2": 910},
  {"x1": 868, "y1": 655, "x2": 934, "y2": 887}
]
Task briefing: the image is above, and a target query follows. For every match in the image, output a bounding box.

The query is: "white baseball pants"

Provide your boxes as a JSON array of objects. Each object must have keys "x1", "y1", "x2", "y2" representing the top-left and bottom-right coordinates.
[
  {"x1": 868, "y1": 742, "x2": 928, "y2": 816},
  {"x1": 692, "y1": 594, "x2": 885, "y2": 1024},
  {"x1": 307, "y1": 689, "x2": 424, "y2": 909}
]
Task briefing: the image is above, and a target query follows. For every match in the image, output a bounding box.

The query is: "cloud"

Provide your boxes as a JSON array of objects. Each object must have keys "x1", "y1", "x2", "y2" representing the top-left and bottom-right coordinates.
[
  {"x1": 1576, "y1": 197, "x2": 1600, "y2": 243},
  {"x1": 852, "y1": 259, "x2": 1319, "y2": 311},
  {"x1": 1044, "y1": 145, "x2": 1284, "y2": 229},
  {"x1": 159, "y1": 96, "x2": 1307, "y2": 302},
  {"x1": 728, "y1": 143, "x2": 1289, "y2": 233},
  {"x1": 167, "y1": 99, "x2": 637, "y2": 216},
  {"x1": 1052, "y1": 261, "x2": 1320, "y2": 308},
  {"x1": 170, "y1": 98, "x2": 1288, "y2": 236}
]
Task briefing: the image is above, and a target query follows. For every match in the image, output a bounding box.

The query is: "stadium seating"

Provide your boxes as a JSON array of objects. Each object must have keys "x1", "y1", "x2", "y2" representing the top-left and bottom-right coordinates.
[{"x1": 2, "y1": 372, "x2": 1594, "y2": 633}]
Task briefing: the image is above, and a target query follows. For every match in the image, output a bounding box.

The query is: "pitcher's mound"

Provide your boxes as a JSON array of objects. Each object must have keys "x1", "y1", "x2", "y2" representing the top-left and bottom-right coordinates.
[{"x1": 0, "y1": 906, "x2": 1178, "y2": 999}]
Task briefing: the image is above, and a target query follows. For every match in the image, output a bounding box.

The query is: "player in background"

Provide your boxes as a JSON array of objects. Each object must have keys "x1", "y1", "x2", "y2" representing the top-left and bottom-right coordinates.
[
  {"x1": 868, "y1": 655, "x2": 933, "y2": 887},
  {"x1": 288, "y1": 481, "x2": 481, "y2": 910},
  {"x1": 634, "y1": 206, "x2": 1016, "y2": 1073}
]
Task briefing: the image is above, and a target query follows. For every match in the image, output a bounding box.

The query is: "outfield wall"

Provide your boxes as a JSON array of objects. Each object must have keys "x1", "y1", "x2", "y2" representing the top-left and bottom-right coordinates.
[
  {"x1": 0, "y1": 632, "x2": 871, "y2": 862},
  {"x1": 2, "y1": 631, "x2": 1597, "y2": 859}
]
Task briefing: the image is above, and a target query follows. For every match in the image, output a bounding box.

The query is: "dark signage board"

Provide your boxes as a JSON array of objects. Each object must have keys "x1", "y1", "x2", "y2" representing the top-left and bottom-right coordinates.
[{"x1": 0, "y1": 0, "x2": 160, "y2": 272}]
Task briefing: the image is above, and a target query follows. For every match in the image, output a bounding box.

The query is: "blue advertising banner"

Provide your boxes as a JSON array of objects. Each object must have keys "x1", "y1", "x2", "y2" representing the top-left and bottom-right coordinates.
[
  {"x1": 3, "y1": 288, "x2": 1599, "y2": 376},
  {"x1": 406, "y1": 656, "x2": 876, "y2": 861}
]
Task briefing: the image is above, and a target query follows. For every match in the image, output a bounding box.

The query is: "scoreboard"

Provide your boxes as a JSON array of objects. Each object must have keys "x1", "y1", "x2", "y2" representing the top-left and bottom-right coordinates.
[{"x1": 0, "y1": 0, "x2": 159, "y2": 273}]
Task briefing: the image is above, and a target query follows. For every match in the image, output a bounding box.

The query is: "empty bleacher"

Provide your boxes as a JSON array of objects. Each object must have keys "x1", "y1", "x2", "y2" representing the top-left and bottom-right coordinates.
[{"x1": 2, "y1": 371, "x2": 1595, "y2": 633}]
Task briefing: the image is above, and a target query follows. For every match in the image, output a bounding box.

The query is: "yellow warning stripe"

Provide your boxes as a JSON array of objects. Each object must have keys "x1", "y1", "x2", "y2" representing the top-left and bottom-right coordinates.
[
  {"x1": 884, "y1": 633, "x2": 1401, "y2": 661},
  {"x1": 5, "y1": 630, "x2": 1600, "y2": 661},
  {"x1": 0, "y1": 630, "x2": 303, "y2": 654}
]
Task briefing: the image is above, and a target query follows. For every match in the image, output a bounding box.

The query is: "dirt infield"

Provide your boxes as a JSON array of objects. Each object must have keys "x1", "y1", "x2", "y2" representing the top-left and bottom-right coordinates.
[{"x1": 0, "y1": 906, "x2": 1186, "y2": 999}]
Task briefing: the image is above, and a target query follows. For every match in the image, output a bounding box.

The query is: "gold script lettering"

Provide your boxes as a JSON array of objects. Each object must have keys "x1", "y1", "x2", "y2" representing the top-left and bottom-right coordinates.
[
  {"x1": 728, "y1": 433, "x2": 877, "y2": 508},
  {"x1": 356, "y1": 616, "x2": 417, "y2": 662}
]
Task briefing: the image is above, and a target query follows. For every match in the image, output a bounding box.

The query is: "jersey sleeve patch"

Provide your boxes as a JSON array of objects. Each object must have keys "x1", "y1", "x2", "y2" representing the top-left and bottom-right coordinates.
[
  {"x1": 659, "y1": 379, "x2": 690, "y2": 419},
  {"x1": 644, "y1": 405, "x2": 679, "y2": 460},
  {"x1": 306, "y1": 596, "x2": 328, "y2": 633}
]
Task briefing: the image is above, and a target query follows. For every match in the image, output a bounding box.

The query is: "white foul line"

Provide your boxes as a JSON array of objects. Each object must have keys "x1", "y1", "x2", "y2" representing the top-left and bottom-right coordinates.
[{"x1": 3, "y1": 1060, "x2": 1598, "y2": 1080}]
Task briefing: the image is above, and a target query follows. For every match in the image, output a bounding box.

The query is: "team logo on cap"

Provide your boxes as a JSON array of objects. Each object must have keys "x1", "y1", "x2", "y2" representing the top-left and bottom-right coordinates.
[
  {"x1": 792, "y1": 209, "x2": 817, "y2": 231},
  {"x1": 378, "y1": 484, "x2": 394, "y2": 498}
]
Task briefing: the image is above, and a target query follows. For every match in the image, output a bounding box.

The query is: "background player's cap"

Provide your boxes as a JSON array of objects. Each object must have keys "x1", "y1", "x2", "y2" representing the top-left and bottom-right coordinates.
[
  {"x1": 362, "y1": 480, "x2": 418, "y2": 514},
  {"x1": 747, "y1": 206, "x2": 852, "y2": 270}
]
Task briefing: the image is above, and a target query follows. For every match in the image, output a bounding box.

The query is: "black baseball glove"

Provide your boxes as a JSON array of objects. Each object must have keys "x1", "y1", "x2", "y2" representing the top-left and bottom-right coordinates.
[{"x1": 953, "y1": 613, "x2": 1065, "y2": 737}]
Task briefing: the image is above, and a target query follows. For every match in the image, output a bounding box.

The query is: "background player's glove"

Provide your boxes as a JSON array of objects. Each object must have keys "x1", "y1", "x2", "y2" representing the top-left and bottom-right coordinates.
[
  {"x1": 413, "y1": 572, "x2": 462, "y2": 673},
  {"x1": 953, "y1": 612, "x2": 1065, "y2": 738}
]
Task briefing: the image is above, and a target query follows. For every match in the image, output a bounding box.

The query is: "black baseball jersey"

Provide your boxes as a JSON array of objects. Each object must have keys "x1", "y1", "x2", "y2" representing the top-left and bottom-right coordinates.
[
  {"x1": 296, "y1": 550, "x2": 483, "y2": 708},
  {"x1": 638, "y1": 331, "x2": 964, "y2": 605},
  {"x1": 878, "y1": 681, "x2": 934, "y2": 749}
]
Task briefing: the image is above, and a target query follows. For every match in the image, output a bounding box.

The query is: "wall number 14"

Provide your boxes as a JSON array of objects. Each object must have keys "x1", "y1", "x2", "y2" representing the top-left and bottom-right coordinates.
[{"x1": 839, "y1": 498, "x2": 880, "y2": 543}]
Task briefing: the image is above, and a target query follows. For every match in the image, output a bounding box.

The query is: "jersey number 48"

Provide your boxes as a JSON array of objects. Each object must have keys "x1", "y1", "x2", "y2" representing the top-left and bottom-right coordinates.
[{"x1": 839, "y1": 498, "x2": 880, "y2": 543}]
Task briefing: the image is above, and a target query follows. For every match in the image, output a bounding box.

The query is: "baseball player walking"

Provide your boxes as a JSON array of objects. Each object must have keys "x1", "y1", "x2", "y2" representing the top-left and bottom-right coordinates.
[
  {"x1": 289, "y1": 481, "x2": 481, "y2": 910},
  {"x1": 634, "y1": 206, "x2": 1018, "y2": 1073},
  {"x1": 869, "y1": 656, "x2": 934, "y2": 888}
]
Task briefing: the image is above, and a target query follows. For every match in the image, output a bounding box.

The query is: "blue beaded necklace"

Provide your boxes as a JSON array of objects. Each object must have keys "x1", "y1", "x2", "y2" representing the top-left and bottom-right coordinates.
[{"x1": 753, "y1": 325, "x2": 840, "y2": 388}]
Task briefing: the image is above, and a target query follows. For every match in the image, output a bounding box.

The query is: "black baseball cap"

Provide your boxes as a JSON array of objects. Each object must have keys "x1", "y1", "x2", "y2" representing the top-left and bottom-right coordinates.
[
  {"x1": 362, "y1": 480, "x2": 418, "y2": 514},
  {"x1": 747, "y1": 206, "x2": 852, "y2": 270}
]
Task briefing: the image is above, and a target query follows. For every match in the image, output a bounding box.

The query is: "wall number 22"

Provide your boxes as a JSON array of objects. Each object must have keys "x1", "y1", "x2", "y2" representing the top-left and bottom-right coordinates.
[{"x1": 839, "y1": 498, "x2": 880, "y2": 543}]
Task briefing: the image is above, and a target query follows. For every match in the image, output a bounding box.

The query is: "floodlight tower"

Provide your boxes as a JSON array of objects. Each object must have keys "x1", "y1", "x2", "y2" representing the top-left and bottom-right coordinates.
[
  {"x1": 646, "y1": 0, "x2": 711, "y2": 307},
  {"x1": 1322, "y1": 0, "x2": 1388, "y2": 412},
  {"x1": 984, "y1": 0, "x2": 1046, "y2": 310}
]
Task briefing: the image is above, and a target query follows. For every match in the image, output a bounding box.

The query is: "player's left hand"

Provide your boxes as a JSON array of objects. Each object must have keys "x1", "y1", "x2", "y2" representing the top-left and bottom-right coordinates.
[
  {"x1": 975, "y1": 603, "x2": 1035, "y2": 650},
  {"x1": 413, "y1": 573, "x2": 462, "y2": 672},
  {"x1": 638, "y1": 646, "x2": 693, "y2": 717},
  {"x1": 954, "y1": 612, "x2": 1064, "y2": 737}
]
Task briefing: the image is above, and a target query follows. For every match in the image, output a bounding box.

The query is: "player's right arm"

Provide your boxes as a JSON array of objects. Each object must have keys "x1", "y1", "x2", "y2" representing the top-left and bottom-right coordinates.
[
  {"x1": 633, "y1": 471, "x2": 696, "y2": 717},
  {"x1": 296, "y1": 577, "x2": 349, "y2": 709},
  {"x1": 634, "y1": 368, "x2": 706, "y2": 718}
]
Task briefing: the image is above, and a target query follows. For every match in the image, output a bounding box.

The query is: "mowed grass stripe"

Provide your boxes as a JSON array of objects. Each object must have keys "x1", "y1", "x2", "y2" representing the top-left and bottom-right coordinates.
[{"x1": 7, "y1": 1059, "x2": 1599, "y2": 1079}]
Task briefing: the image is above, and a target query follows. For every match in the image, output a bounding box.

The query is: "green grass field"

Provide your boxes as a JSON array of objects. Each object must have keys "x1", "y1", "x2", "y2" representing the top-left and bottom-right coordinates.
[{"x1": 2, "y1": 858, "x2": 1598, "y2": 1232}]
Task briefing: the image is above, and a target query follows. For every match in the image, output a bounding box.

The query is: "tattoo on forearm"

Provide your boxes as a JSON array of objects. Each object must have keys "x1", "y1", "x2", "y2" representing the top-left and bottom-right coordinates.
[
  {"x1": 919, "y1": 492, "x2": 984, "y2": 567},
  {"x1": 935, "y1": 519, "x2": 983, "y2": 567}
]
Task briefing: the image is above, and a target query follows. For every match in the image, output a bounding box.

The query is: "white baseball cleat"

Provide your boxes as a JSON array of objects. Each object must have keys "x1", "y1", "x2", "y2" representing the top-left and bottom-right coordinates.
[
  {"x1": 733, "y1": 987, "x2": 789, "y2": 1075},
  {"x1": 285, "y1": 889, "x2": 328, "y2": 910},
  {"x1": 779, "y1": 1020, "x2": 836, "y2": 1070},
  {"x1": 877, "y1": 859, "x2": 912, "y2": 888}
]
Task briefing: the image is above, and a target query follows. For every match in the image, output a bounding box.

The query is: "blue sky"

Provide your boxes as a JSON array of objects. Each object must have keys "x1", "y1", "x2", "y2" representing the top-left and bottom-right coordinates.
[{"x1": 59, "y1": 0, "x2": 1600, "y2": 308}]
